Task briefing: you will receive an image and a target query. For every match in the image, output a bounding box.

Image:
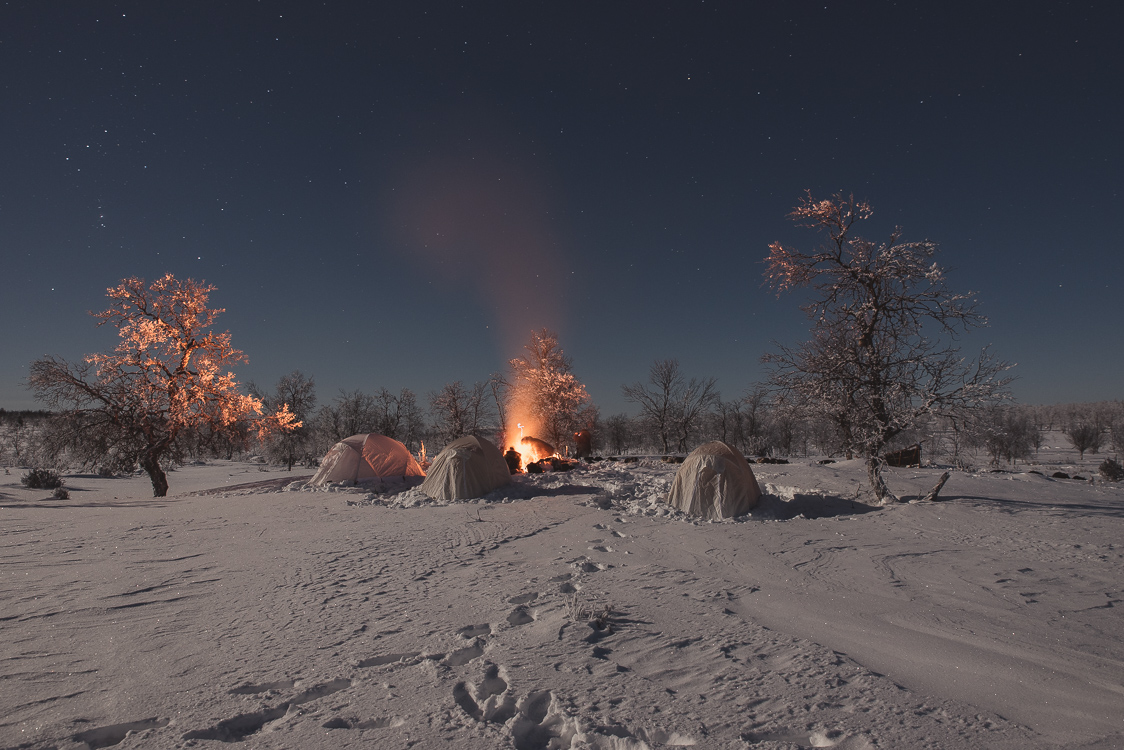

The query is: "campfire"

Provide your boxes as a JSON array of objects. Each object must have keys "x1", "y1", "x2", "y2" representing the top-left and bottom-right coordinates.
[
  {"x1": 520, "y1": 435, "x2": 555, "y2": 462},
  {"x1": 505, "y1": 420, "x2": 573, "y2": 473}
]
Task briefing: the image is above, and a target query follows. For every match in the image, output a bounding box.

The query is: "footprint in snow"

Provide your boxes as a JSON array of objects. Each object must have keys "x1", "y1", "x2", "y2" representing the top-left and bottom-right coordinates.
[
  {"x1": 184, "y1": 679, "x2": 352, "y2": 742},
  {"x1": 445, "y1": 640, "x2": 485, "y2": 667},
  {"x1": 357, "y1": 651, "x2": 421, "y2": 669},
  {"x1": 73, "y1": 718, "x2": 170, "y2": 749},
  {"x1": 291, "y1": 678, "x2": 351, "y2": 705},
  {"x1": 182, "y1": 706, "x2": 291, "y2": 743},
  {"x1": 323, "y1": 715, "x2": 405, "y2": 730},
  {"x1": 458, "y1": 623, "x2": 491, "y2": 638},
  {"x1": 229, "y1": 679, "x2": 295, "y2": 695},
  {"x1": 454, "y1": 663, "x2": 516, "y2": 724},
  {"x1": 741, "y1": 727, "x2": 847, "y2": 747}
]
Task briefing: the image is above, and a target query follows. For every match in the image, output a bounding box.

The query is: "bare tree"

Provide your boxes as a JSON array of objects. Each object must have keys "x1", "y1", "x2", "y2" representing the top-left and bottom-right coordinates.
[
  {"x1": 764, "y1": 192, "x2": 1012, "y2": 503},
  {"x1": 622, "y1": 358, "x2": 716, "y2": 454},
  {"x1": 488, "y1": 373, "x2": 509, "y2": 448},
  {"x1": 672, "y1": 375, "x2": 718, "y2": 452},
  {"x1": 982, "y1": 406, "x2": 1035, "y2": 467},
  {"x1": 740, "y1": 386, "x2": 771, "y2": 456},
  {"x1": 766, "y1": 396, "x2": 800, "y2": 457},
  {"x1": 394, "y1": 389, "x2": 424, "y2": 451},
  {"x1": 28, "y1": 274, "x2": 297, "y2": 496},
  {"x1": 429, "y1": 381, "x2": 493, "y2": 445},
  {"x1": 604, "y1": 414, "x2": 634, "y2": 455},
  {"x1": 261, "y1": 371, "x2": 317, "y2": 470},
  {"x1": 315, "y1": 389, "x2": 378, "y2": 445},
  {"x1": 465, "y1": 381, "x2": 493, "y2": 438},
  {"x1": 621, "y1": 359, "x2": 680, "y2": 454},
  {"x1": 369, "y1": 387, "x2": 416, "y2": 444},
  {"x1": 1065, "y1": 423, "x2": 1102, "y2": 461},
  {"x1": 711, "y1": 399, "x2": 741, "y2": 448}
]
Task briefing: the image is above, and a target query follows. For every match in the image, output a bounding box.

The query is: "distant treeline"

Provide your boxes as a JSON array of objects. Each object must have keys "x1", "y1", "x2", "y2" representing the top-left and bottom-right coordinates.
[
  {"x1": 3, "y1": 388, "x2": 1121, "y2": 474},
  {"x1": 0, "y1": 409, "x2": 51, "y2": 422}
]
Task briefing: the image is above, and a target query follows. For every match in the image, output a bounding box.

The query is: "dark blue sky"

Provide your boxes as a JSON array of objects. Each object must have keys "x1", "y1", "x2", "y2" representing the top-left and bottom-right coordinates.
[{"x1": 3, "y1": 1, "x2": 1120, "y2": 415}]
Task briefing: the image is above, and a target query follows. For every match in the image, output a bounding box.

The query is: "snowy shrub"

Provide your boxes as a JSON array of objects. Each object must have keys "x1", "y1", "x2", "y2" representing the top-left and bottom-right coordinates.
[
  {"x1": 1099, "y1": 458, "x2": 1124, "y2": 482},
  {"x1": 567, "y1": 594, "x2": 613, "y2": 630},
  {"x1": 52, "y1": 486, "x2": 70, "y2": 500},
  {"x1": 21, "y1": 468, "x2": 63, "y2": 490}
]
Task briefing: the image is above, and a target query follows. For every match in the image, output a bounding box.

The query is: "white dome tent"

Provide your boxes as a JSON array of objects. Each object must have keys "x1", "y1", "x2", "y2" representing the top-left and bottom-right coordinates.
[
  {"x1": 310, "y1": 433, "x2": 425, "y2": 486},
  {"x1": 419, "y1": 435, "x2": 511, "y2": 501},
  {"x1": 665, "y1": 441, "x2": 761, "y2": 520}
]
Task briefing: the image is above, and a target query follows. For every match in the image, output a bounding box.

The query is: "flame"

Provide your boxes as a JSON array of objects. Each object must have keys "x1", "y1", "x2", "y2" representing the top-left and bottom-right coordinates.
[{"x1": 504, "y1": 413, "x2": 552, "y2": 470}]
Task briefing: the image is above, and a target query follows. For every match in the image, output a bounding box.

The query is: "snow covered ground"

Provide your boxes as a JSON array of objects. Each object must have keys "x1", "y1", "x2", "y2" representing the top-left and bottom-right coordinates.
[{"x1": 2, "y1": 451, "x2": 1122, "y2": 749}]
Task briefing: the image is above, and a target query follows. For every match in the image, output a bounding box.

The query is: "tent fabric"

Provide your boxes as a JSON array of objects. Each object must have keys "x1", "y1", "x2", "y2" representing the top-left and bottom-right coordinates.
[
  {"x1": 420, "y1": 435, "x2": 511, "y2": 500},
  {"x1": 665, "y1": 441, "x2": 761, "y2": 520},
  {"x1": 310, "y1": 433, "x2": 425, "y2": 485}
]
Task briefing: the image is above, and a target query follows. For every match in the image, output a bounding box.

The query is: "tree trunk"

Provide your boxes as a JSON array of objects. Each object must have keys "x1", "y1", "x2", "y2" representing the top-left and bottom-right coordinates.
[
  {"x1": 141, "y1": 451, "x2": 169, "y2": 497},
  {"x1": 866, "y1": 456, "x2": 899, "y2": 504},
  {"x1": 920, "y1": 471, "x2": 951, "y2": 502}
]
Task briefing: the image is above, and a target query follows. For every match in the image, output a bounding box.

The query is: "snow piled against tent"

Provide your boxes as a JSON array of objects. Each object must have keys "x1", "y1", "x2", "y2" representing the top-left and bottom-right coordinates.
[{"x1": 286, "y1": 458, "x2": 878, "y2": 522}]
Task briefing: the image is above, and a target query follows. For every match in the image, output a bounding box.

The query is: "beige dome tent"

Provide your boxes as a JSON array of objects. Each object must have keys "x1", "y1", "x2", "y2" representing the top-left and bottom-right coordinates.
[
  {"x1": 420, "y1": 435, "x2": 511, "y2": 501},
  {"x1": 310, "y1": 433, "x2": 425, "y2": 486},
  {"x1": 666, "y1": 441, "x2": 761, "y2": 520}
]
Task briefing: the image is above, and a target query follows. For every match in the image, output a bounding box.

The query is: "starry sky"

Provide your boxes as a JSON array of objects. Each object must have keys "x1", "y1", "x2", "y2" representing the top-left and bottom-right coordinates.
[{"x1": 3, "y1": 1, "x2": 1121, "y2": 415}]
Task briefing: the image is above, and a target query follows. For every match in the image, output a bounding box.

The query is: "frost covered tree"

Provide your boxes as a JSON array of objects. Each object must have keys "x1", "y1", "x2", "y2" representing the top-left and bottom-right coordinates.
[
  {"x1": 28, "y1": 274, "x2": 298, "y2": 496},
  {"x1": 507, "y1": 329, "x2": 594, "y2": 447},
  {"x1": 764, "y1": 192, "x2": 1012, "y2": 503}
]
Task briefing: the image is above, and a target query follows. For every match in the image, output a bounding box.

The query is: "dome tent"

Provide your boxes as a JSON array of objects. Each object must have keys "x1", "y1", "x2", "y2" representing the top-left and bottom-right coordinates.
[
  {"x1": 420, "y1": 435, "x2": 511, "y2": 501},
  {"x1": 665, "y1": 441, "x2": 761, "y2": 520},
  {"x1": 310, "y1": 433, "x2": 424, "y2": 486}
]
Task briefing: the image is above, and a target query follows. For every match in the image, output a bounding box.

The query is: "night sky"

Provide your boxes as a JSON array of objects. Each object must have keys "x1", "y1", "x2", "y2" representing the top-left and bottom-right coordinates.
[{"x1": 3, "y1": 2, "x2": 1121, "y2": 415}]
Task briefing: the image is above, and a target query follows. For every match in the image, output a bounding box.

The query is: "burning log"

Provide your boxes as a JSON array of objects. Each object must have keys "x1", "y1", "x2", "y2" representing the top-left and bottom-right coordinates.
[
  {"x1": 526, "y1": 456, "x2": 579, "y2": 473},
  {"x1": 520, "y1": 436, "x2": 555, "y2": 463}
]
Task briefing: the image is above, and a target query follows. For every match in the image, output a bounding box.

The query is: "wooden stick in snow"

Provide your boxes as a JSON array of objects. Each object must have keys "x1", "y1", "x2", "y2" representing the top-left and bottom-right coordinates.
[{"x1": 920, "y1": 471, "x2": 951, "y2": 502}]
